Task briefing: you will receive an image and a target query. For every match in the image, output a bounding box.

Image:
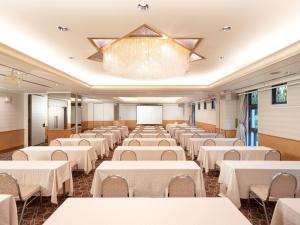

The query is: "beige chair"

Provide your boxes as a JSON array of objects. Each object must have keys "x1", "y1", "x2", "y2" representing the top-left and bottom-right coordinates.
[
  {"x1": 79, "y1": 139, "x2": 91, "y2": 146},
  {"x1": 233, "y1": 139, "x2": 245, "y2": 146},
  {"x1": 215, "y1": 150, "x2": 240, "y2": 169},
  {"x1": 12, "y1": 150, "x2": 28, "y2": 161},
  {"x1": 128, "y1": 139, "x2": 141, "y2": 146},
  {"x1": 104, "y1": 130, "x2": 111, "y2": 133},
  {"x1": 264, "y1": 150, "x2": 281, "y2": 161},
  {"x1": 191, "y1": 133, "x2": 201, "y2": 138},
  {"x1": 51, "y1": 150, "x2": 78, "y2": 171},
  {"x1": 70, "y1": 134, "x2": 80, "y2": 138},
  {"x1": 49, "y1": 139, "x2": 61, "y2": 146},
  {"x1": 203, "y1": 139, "x2": 216, "y2": 146},
  {"x1": 161, "y1": 150, "x2": 177, "y2": 161},
  {"x1": 101, "y1": 175, "x2": 132, "y2": 197},
  {"x1": 120, "y1": 150, "x2": 137, "y2": 161},
  {"x1": 167, "y1": 175, "x2": 196, "y2": 197},
  {"x1": 249, "y1": 173, "x2": 297, "y2": 225},
  {"x1": 215, "y1": 133, "x2": 225, "y2": 138},
  {"x1": 156, "y1": 133, "x2": 166, "y2": 138},
  {"x1": 95, "y1": 133, "x2": 104, "y2": 138},
  {"x1": 158, "y1": 139, "x2": 170, "y2": 146},
  {"x1": 133, "y1": 133, "x2": 142, "y2": 138},
  {"x1": 0, "y1": 173, "x2": 41, "y2": 225}
]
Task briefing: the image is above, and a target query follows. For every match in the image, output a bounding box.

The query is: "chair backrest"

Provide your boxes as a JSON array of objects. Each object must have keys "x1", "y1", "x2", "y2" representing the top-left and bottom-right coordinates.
[
  {"x1": 51, "y1": 150, "x2": 68, "y2": 161},
  {"x1": 12, "y1": 150, "x2": 28, "y2": 161},
  {"x1": 168, "y1": 175, "x2": 196, "y2": 197},
  {"x1": 104, "y1": 130, "x2": 111, "y2": 133},
  {"x1": 95, "y1": 133, "x2": 104, "y2": 138},
  {"x1": 268, "y1": 173, "x2": 297, "y2": 200},
  {"x1": 101, "y1": 175, "x2": 129, "y2": 197},
  {"x1": 128, "y1": 139, "x2": 141, "y2": 146},
  {"x1": 191, "y1": 133, "x2": 201, "y2": 138},
  {"x1": 265, "y1": 150, "x2": 281, "y2": 161},
  {"x1": 120, "y1": 150, "x2": 137, "y2": 161},
  {"x1": 157, "y1": 133, "x2": 166, "y2": 138},
  {"x1": 0, "y1": 173, "x2": 22, "y2": 200},
  {"x1": 49, "y1": 139, "x2": 61, "y2": 146},
  {"x1": 233, "y1": 139, "x2": 245, "y2": 146},
  {"x1": 79, "y1": 139, "x2": 91, "y2": 146},
  {"x1": 71, "y1": 134, "x2": 80, "y2": 138},
  {"x1": 161, "y1": 150, "x2": 177, "y2": 161},
  {"x1": 223, "y1": 150, "x2": 240, "y2": 160},
  {"x1": 158, "y1": 139, "x2": 170, "y2": 146},
  {"x1": 215, "y1": 133, "x2": 225, "y2": 138},
  {"x1": 134, "y1": 133, "x2": 142, "y2": 138},
  {"x1": 203, "y1": 139, "x2": 216, "y2": 146}
]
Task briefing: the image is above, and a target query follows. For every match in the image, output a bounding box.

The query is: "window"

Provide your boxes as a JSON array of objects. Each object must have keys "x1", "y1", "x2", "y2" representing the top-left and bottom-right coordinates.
[
  {"x1": 248, "y1": 91, "x2": 258, "y2": 146},
  {"x1": 272, "y1": 83, "x2": 287, "y2": 104},
  {"x1": 204, "y1": 102, "x2": 207, "y2": 110},
  {"x1": 198, "y1": 102, "x2": 201, "y2": 110},
  {"x1": 211, "y1": 100, "x2": 215, "y2": 109}
]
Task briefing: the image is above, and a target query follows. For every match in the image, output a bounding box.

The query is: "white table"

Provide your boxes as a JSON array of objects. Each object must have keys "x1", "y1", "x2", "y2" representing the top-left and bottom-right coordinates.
[
  {"x1": 0, "y1": 161, "x2": 73, "y2": 204},
  {"x1": 91, "y1": 130, "x2": 122, "y2": 143},
  {"x1": 112, "y1": 146, "x2": 186, "y2": 161},
  {"x1": 179, "y1": 133, "x2": 216, "y2": 148},
  {"x1": 131, "y1": 130, "x2": 168, "y2": 134},
  {"x1": 198, "y1": 146, "x2": 273, "y2": 173},
  {"x1": 106, "y1": 126, "x2": 129, "y2": 137},
  {"x1": 0, "y1": 194, "x2": 18, "y2": 225},
  {"x1": 271, "y1": 198, "x2": 300, "y2": 225},
  {"x1": 57, "y1": 138, "x2": 109, "y2": 158},
  {"x1": 21, "y1": 146, "x2": 97, "y2": 174},
  {"x1": 123, "y1": 138, "x2": 177, "y2": 146},
  {"x1": 218, "y1": 161, "x2": 300, "y2": 208},
  {"x1": 43, "y1": 198, "x2": 251, "y2": 225},
  {"x1": 91, "y1": 161, "x2": 205, "y2": 197},
  {"x1": 174, "y1": 129, "x2": 205, "y2": 141},
  {"x1": 188, "y1": 138, "x2": 238, "y2": 159},
  {"x1": 128, "y1": 133, "x2": 171, "y2": 138},
  {"x1": 77, "y1": 133, "x2": 116, "y2": 149},
  {"x1": 169, "y1": 127, "x2": 191, "y2": 137}
]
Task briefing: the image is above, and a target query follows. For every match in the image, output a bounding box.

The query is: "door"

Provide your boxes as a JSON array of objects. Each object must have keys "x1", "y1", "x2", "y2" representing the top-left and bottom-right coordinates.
[
  {"x1": 248, "y1": 91, "x2": 258, "y2": 146},
  {"x1": 191, "y1": 103, "x2": 196, "y2": 127}
]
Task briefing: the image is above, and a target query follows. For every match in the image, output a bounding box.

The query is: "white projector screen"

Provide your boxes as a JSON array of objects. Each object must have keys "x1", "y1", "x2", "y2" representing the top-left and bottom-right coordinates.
[{"x1": 137, "y1": 105, "x2": 163, "y2": 125}]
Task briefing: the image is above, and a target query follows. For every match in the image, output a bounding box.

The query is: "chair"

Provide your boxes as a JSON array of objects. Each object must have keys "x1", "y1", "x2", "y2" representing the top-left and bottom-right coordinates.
[
  {"x1": 120, "y1": 150, "x2": 137, "y2": 161},
  {"x1": 133, "y1": 133, "x2": 142, "y2": 138},
  {"x1": 215, "y1": 133, "x2": 225, "y2": 138},
  {"x1": 191, "y1": 133, "x2": 201, "y2": 138},
  {"x1": 249, "y1": 173, "x2": 297, "y2": 225},
  {"x1": 0, "y1": 173, "x2": 41, "y2": 225},
  {"x1": 95, "y1": 133, "x2": 104, "y2": 138},
  {"x1": 70, "y1": 134, "x2": 80, "y2": 138},
  {"x1": 104, "y1": 130, "x2": 111, "y2": 133},
  {"x1": 79, "y1": 139, "x2": 91, "y2": 146},
  {"x1": 49, "y1": 139, "x2": 61, "y2": 146},
  {"x1": 51, "y1": 150, "x2": 78, "y2": 171},
  {"x1": 203, "y1": 139, "x2": 216, "y2": 146},
  {"x1": 128, "y1": 139, "x2": 140, "y2": 146},
  {"x1": 215, "y1": 150, "x2": 240, "y2": 169},
  {"x1": 158, "y1": 139, "x2": 170, "y2": 146},
  {"x1": 233, "y1": 139, "x2": 245, "y2": 146},
  {"x1": 101, "y1": 175, "x2": 131, "y2": 197},
  {"x1": 156, "y1": 133, "x2": 166, "y2": 138},
  {"x1": 264, "y1": 150, "x2": 281, "y2": 161},
  {"x1": 167, "y1": 175, "x2": 196, "y2": 197},
  {"x1": 12, "y1": 150, "x2": 28, "y2": 161},
  {"x1": 161, "y1": 150, "x2": 177, "y2": 160}
]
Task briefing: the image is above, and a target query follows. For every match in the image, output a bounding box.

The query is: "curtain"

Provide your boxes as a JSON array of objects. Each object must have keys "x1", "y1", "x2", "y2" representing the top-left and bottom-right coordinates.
[{"x1": 236, "y1": 94, "x2": 248, "y2": 142}]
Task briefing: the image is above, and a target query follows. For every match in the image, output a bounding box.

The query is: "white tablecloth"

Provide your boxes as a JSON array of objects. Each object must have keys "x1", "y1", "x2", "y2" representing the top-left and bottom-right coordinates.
[
  {"x1": 91, "y1": 161, "x2": 205, "y2": 197},
  {"x1": 218, "y1": 161, "x2": 300, "y2": 208},
  {"x1": 91, "y1": 130, "x2": 121, "y2": 143},
  {"x1": 188, "y1": 138, "x2": 238, "y2": 159},
  {"x1": 131, "y1": 130, "x2": 168, "y2": 134},
  {"x1": 271, "y1": 198, "x2": 300, "y2": 225},
  {"x1": 0, "y1": 161, "x2": 73, "y2": 204},
  {"x1": 57, "y1": 138, "x2": 109, "y2": 158},
  {"x1": 78, "y1": 133, "x2": 96, "y2": 138},
  {"x1": 112, "y1": 146, "x2": 186, "y2": 161},
  {"x1": 128, "y1": 133, "x2": 171, "y2": 138},
  {"x1": 21, "y1": 146, "x2": 97, "y2": 174},
  {"x1": 106, "y1": 126, "x2": 129, "y2": 137},
  {"x1": 43, "y1": 198, "x2": 251, "y2": 225},
  {"x1": 0, "y1": 194, "x2": 18, "y2": 225},
  {"x1": 174, "y1": 129, "x2": 205, "y2": 141},
  {"x1": 77, "y1": 133, "x2": 116, "y2": 149},
  {"x1": 123, "y1": 138, "x2": 177, "y2": 146},
  {"x1": 179, "y1": 133, "x2": 216, "y2": 148},
  {"x1": 198, "y1": 146, "x2": 273, "y2": 173}
]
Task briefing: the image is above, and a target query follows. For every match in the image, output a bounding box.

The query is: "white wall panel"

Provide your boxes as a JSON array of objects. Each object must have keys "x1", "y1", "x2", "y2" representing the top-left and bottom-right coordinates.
[
  {"x1": 195, "y1": 102, "x2": 216, "y2": 125},
  {"x1": 163, "y1": 104, "x2": 184, "y2": 120},
  {"x1": 119, "y1": 104, "x2": 137, "y2": 120}
]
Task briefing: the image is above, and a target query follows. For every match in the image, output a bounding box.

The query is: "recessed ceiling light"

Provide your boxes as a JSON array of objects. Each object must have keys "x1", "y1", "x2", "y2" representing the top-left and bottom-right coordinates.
[
  {"x1": 137, "y1": 2, "x2": 150, "y2": 11},
  {"x1": 221, "y1": 26, "x2": 232, "y2": 32},
  {"x1": 68, "y1": 56, "x2": 75, "y2": 59},
  {"x1": 219, "y1": 56, "x2": 224, "y2": 59},
  {"x1": 57, "y1": 26, "x2": 69, "y2": 32}
]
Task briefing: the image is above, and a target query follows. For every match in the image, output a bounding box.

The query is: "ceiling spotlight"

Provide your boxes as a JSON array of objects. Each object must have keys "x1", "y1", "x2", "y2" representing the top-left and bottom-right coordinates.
[
  {"x1": 57, "y1": 26, "x2": 69, "y2": 32},
  {"x1": 221, "y1": 26, "x2": 232, "y2": 32},
  {"x1": 219, "y1": 56, "x2": 224, "y2": 59},
  {"x1": 137, "y1": 2, "x2": 150, "y2": 11},
  {"x1": 68, "y1": 56, "x2": 75, "y2": 59}
]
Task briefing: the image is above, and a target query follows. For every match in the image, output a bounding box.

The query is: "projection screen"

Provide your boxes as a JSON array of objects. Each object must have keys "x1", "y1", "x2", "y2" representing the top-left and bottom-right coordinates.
[{"x1": 136, "y1": 105, "x2": 163, "y2": 125}]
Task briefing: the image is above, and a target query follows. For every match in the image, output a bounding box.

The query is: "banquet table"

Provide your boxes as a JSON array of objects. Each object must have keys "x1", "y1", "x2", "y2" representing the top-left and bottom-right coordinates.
[
  {"x1": 91, "y1": 161, "x2": 205, "y2": 197},
  {"x1": 271, "y1": 198, "x2": 300, "y2": 225},
  {"x1": 90, "y1": 130, "x2": 122, "y2": 143},
  {"x1": 112, "y1": 146, "x2": 186, "y2": 161},
  {"x1": 106, "y1": 126, "x2": 129, "y2": 137},
  {"x1": 174, "y1": 129, "x2": 205, "y2": 141},
  {"x1": 218, "y1": 161, "x2": 300, "y2": 208},
  {"x1": 122, "y1": 138, "x2": 177, "y2": 146},
  {"x1": 56, "y1": 138, "x2": 109, "y2": 158},
  {"x1": 79, "y1": 133, "x2": 116, "y2": 149},
  {"x1": 93, "y1": 127, "x2": 126, "y2": 138},
  {"x1": 128, "y1": 133, "x2": 171, "y2": 138},
  {"x1": 179, "y1": 133, "x2": 216, "y2": 148},
  {"x1": 187, "y1": 138, "x2": 239, "y2": 159},
  {"x1": 21, "y1": 146, "x2": 97, "y2": 174},
  {"x1": 43, "y1": 198, "x2": 251, "y2": 225},
  {"x1": 0, "y1": 194, "x2": 18, "y2": 225},
  {"x1": 131, "y1": 129, "x2": 168, "y2": 133},
  {"x1": 0, "y1": 161, "x2": 73, "y2": 204},
  {"x1": 197, "y1": 146, "x2": 274, "y2": 173}
]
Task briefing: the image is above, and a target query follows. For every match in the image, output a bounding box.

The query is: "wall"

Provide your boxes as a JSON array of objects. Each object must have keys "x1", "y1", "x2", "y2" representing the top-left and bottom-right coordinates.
[
  {"x1": 48, "y1": 98, "x2": 68, "y2": 129},
  {"x1": 195, "y1": 101, "x2": 217, "y2": 132},
  {"x1": 0, "y1": 93, "x2": 24, "y2": 152}
]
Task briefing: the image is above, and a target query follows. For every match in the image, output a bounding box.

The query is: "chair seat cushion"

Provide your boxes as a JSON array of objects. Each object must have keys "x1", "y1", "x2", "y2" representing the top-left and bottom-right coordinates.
[
  {"x1": 15, "y1": 185, "x2": 40, "y2": 201},
  {"x1": 250, "y1": 185, "x2": 277, "y2": 201},
  {"x1": 70, "y1": 160, "x2": 77, "y2": 169}
]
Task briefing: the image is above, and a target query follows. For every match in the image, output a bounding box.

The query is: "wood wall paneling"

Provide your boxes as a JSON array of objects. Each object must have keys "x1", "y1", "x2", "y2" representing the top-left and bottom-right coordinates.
[
  {"x1": 0, "y1": 129, "x2": 24, "y2": 152},
  {"x1": 47, "y1": 129, "x2": 72, "y2": 142},
  {"x1": 196, "y1": 122, "x2": 216, "y2": 133}
]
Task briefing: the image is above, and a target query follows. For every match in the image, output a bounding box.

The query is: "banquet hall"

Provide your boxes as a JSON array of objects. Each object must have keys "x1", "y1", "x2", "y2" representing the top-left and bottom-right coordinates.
[{"x1": 0, "y1": 1, "x2": 300, "y2": 225}]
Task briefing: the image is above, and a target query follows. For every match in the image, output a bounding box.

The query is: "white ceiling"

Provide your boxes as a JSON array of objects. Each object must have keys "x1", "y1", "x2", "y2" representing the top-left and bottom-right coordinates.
[{"x1": 0, "y1": 0, "x2": 300, "y2": 87}]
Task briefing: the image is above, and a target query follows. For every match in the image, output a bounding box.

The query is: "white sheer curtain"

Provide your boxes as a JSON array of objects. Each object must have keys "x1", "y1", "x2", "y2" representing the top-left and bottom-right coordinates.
[{"x1": 236, "y1": 94, "x2": 248, "y2": 142}]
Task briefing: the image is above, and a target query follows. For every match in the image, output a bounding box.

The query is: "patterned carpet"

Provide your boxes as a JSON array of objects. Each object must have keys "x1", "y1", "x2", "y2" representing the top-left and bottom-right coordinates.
[{"x1": 0, "y1": 150, "x2": 274, "y2": 225}]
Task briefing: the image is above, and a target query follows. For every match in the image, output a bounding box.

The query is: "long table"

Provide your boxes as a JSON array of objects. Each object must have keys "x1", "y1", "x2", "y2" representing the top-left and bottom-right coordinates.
[
  {"x1": 0, "y1": 194, "x2": 18, "y2": 225},
  {"x1": 123, "y1": 138, "x2": 177, "y2": 146},
  {"x1": 76, "y1": 133, "x2": 116, "y2": 149},
  {"x1": 179, "y1": 133, "x2": 217, "y2": 148},
  {"x1": 271, "y1": 198, "x2": 300, "y2": 225},
  {"x1": 128, "y1": 133, "x2": 171, "y2": 138}
]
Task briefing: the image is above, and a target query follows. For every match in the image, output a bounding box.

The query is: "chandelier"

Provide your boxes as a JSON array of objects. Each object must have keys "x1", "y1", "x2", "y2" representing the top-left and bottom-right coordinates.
[{"x1": 88, "y1": 24, "x2": 205, "y2": 80}]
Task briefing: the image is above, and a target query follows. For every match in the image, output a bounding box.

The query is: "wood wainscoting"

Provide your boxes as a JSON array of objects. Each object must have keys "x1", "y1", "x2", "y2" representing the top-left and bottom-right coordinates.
[
  {"x1": 0, "y1": 129, "x2": 24, "y2": 152},
  {"x1": 47, "y1": 129, "x2": 72, "y2": 143},
  {"x1": 196, "y1": 122, "x2": 216, "y2": 133},
  {"x1": 216, "y1": 128, "x2": 237, "y2": 138},
  {"x1": 259, "y1": 133, "x2": 300, "y2": 160}
]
